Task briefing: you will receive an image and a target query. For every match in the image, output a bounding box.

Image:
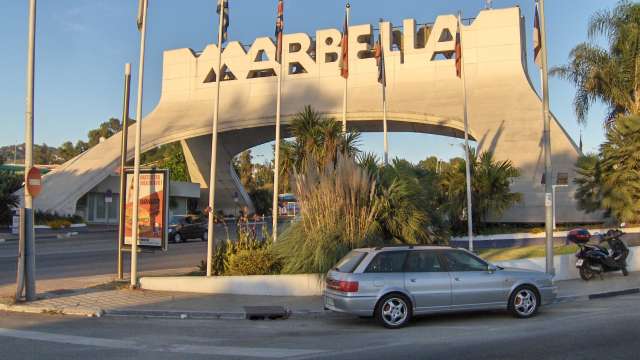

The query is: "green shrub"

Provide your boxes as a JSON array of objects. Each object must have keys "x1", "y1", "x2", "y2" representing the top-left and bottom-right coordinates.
[
  {"x1": 35, "y1": 211, "x2": 84, "y2": 226},
  {"x1": 47, "y1": 219, "x2": 72, "y2": 229},
  {"x1": 226, "y1": 247, "x2": 282, "y2": 276}
]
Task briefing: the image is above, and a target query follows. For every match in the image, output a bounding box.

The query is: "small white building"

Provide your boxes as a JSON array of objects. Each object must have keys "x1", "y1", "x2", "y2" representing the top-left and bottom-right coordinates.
[{"x1": 75, "y1": 175, "x2": 200, "y2": 224}]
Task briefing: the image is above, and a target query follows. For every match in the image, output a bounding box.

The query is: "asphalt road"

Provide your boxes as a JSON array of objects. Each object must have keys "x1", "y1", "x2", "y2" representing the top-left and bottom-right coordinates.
[
  {"x1": 0, "y1": 294, "x2": 638, "y2": 359},
  {"x1": 0, "y1": 232, "x2": 208, "y2": 287}
]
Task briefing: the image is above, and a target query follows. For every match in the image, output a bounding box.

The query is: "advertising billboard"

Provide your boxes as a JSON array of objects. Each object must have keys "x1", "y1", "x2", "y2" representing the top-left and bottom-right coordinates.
[{"x1": 122, "y1": 169, "x2": 169, "y2": 250}]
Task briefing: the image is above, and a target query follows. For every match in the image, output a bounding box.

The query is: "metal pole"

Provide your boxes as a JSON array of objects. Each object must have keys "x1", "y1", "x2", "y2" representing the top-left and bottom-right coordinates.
[
  {"x1": 272, "y1": 57, "x2": 284, "y2": 242},
  {"x1": 117, "y1": 63, "x2": 132, "y2": 280},
  {"x1": 538, "y1": 0, "x2": 555, "y2": 275},
  {"x1": 22, "y1": 0, "x2": 37, "y2": 301},
  {"x1": 459, "y1": 13, "x2": 474, "y2": 252},
  {"x1": 206, "y1": 5, "x2": 225, "y2": 276},
  {"x1": 341, "y1": 3, "x2": 350, "y2": 132},
  {"x1": 383, "y1": 94, "x2": 388, "y2": 165},
  {"x1": 380, "y1": 21, "x2": 388, "y2": 166},
  {"x1": 552, "y1": 185, "x2": 556, "y2": 230},
  {"x1": 131, "y1": 0, "x2": 148, "y2": 287},
  {"x1": 15, "y1": 208, "x2": 25, "y2": 300}
]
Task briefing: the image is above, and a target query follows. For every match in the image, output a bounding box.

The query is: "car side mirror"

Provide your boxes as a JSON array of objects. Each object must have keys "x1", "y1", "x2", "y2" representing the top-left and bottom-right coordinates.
[{"x1": 487, "y1": 264, "x2": 498, "y2": 273}]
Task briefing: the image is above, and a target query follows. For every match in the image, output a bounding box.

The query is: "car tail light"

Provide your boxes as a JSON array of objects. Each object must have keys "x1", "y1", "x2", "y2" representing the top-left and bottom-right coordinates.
[{"x1": 326, "y1": 278, "x2": 359, "y2": 293}]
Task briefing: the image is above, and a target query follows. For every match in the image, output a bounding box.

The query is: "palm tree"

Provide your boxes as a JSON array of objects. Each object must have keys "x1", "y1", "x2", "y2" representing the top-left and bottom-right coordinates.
[
  {"x1": 440, "y1": 150, "x2": 521, "y2": 232},
  {"x1": 574, "y1": 153, "x2": 605, "y2": 213},
  {"x1": 598, "y1": 115, "x2": 640, "y2": 222},
  {"x1": 550, "y1": 1, "x2": 640, "y2": 124},
  {"x1": 280, "y1": 105, "x2": 361, "y2": 182},
  {"x1": 473, "y1": 151, "x2": 522, "y2": 223}
]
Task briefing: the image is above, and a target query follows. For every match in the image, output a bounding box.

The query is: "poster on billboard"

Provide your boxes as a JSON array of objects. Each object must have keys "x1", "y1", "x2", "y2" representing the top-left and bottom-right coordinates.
[{"x1": 122, "y1": 169, "x2": 169, "y2": 250}]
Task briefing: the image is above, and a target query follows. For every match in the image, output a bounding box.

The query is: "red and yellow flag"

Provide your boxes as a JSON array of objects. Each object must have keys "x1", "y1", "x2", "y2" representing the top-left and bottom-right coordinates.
[{"x1": 339, "y1": 11, "x2": 349, "y2": 79}]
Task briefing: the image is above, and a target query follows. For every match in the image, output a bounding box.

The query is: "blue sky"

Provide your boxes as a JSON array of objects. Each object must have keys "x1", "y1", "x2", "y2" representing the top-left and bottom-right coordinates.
[{"x1": 0, "y1": 0, "x2": 615, "y2": 164}]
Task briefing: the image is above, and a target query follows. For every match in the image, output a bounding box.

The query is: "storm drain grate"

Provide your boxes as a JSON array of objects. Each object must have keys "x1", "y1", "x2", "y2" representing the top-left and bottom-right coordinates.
[{"x1": 244, "y1": 306, "x2": 290, "y2": 320}]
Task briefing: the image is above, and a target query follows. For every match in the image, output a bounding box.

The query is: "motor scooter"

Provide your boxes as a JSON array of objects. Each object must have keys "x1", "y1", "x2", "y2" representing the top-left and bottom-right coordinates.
[{"x1": 567, "y1": 228, "x2": 629, "y2": 281}]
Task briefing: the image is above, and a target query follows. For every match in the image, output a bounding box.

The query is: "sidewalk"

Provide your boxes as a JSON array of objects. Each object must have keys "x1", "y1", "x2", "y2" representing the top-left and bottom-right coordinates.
[{"x1": 1, "y1": 271, "x2": 638, "y2": 320}]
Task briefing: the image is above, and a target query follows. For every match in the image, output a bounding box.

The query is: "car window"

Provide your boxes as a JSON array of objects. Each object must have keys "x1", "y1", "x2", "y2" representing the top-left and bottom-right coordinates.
[
  {"x1": 334, "y1": 250, "x2": 367, "y2": 273},
  {"x1": 442, "y1": 250, "x2": 488, "y2": 272},
  {"x1": 365, "y1": 251, "x2": 407, "y2": 273},
  {"x1": 405, "y1": 251, "x2": 444, "y2": 272}
]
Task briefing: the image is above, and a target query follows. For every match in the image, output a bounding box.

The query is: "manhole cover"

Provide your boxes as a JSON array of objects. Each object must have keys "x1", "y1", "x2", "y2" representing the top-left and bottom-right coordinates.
[
  {"x1": 47, "y1": 289, "x2": 76, "y2": 295},
  {"x1": 244, "y1": 306, "x2": 290, "y2": 320}
]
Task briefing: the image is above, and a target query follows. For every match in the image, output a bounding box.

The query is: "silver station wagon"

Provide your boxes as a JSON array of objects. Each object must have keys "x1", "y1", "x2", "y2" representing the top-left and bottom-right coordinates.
[{"x1": 324, "y1": 246, "x2": 557, "y2": 328}]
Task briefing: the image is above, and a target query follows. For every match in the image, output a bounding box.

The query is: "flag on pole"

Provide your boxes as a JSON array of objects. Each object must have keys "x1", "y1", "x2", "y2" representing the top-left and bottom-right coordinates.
[
  {"x1": 136, "y1": 0, "x2": 146, "y2": 31},
  {"x1": 373, "y1": 35, "x2": 386, "y2": 86},
  {"x1": 455, "y1": 20, "x2": 462, "y2": 78},
  {"x1": 275, "y1": 0, "x2": 284, "y2": 63},
  {"x1": 217, "y1": 0, "x2": 229, "y2": 43},
  {"x1": 339, "y1": 8, "x2": 349, "y2": 79},
  {"x1": 533, "y1": 2, "x2": 543, "y2": 68}
]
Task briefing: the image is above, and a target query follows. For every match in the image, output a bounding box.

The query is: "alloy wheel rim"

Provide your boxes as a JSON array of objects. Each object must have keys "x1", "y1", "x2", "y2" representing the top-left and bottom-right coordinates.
[
  {"x1": 381, "y1": 298, "x2": 408, "y2": 326},
  {"x1": 514, "y1": 289, "x2": 537, "y2": 316},
  {"x1": 175, "y1": 234, "x2": 182, "y2": 242}
]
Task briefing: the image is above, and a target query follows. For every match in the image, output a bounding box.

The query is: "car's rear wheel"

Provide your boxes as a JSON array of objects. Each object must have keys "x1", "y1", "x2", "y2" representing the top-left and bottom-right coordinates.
[
  {"x1": 375, "y1": 293, "x2": 412, "y2": 329},
  {"x1": 174, "y1": 233, "x2": 183, "y2": 243},
  {"x1": 509, "y1": 286, "x2": 539, "y2": 318}
]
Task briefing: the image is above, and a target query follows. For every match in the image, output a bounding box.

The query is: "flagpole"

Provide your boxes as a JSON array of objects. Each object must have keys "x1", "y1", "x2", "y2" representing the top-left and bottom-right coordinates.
[
  {"x1": 383, "y1": 89, "x2": 388, "y2": 165},
  {"x1": 130, "y1": 0, "x2": 149, "y2": 288},
  {"x1": 459, "y1": 12, "x2": 474, "y2": 252},
  {"x1": 341, "y1": 3, "x2": 350, "y2": 132},
  {"x1": 272, "y1": 60, "x2": 283, "y2": 242},
  {"x1": 378, "y1": 20, "x2": 389, "y2": 166},
  {"x1": 538, "y1": 0, "x2": 555, "y2": 275},
  {"x1": 272, "y1": 0, "x2": 284, "y2": 243},
  {"x1": 206, "y1": 1, "x2": 226, "y2": 277},
  {"x1": 117, "y1": 63, "x2": 131, "y2": 281}
]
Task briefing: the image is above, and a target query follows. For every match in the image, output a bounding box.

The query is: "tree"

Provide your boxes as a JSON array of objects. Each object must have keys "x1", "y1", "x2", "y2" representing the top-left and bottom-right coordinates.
[
  {"x1": 551, "y1": 1, "x2": 640, "y2": 124},
  {"x1": 574, "y1": 154, "x2": 605, "y2": 213},
  {"x1": 280, "y1": 105, "x2": 361, "y2": 181},
  {"x1": 597, "y1": 115, "x2": 640, "y2": 222},
  {"x1": 0, "y1": 156, "x2": 21, "y2": 224},
  {"x1": 59, "y1": 141, "x2": 79, "y2": 161},
  {"x1": 440, "y1": 150, "x2": 521, "y2": 232},
  {"x1": 374, "y1": 159, "x2": 445, "y2": 244},
  {"x1": 87, "y1": 118, "x2": 122, "y2": 147},
  {"x1": 161, "y1": 147, "x2": 189, "y2": 182},
  {"x1": 235, "y1": 150, "x2": 255, "y2": 190}
]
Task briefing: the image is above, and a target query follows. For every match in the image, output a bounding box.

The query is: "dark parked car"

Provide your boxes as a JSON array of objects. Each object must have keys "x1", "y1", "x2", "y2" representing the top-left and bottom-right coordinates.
[{"x1": 168, "y1": 215, "x2": 207, "y2": 243}]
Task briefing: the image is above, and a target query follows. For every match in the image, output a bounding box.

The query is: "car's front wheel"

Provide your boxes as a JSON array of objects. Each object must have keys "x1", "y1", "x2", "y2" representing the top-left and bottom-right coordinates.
[
  {"x1": 509, "y1": 286, "x2": 539, "y2": 318},
  {"x1": 174, "y1": 233, "x2": 184, "y2": 243},
  {"x1": 375, "y1": 293, "x2": 412, "y2": 329}
]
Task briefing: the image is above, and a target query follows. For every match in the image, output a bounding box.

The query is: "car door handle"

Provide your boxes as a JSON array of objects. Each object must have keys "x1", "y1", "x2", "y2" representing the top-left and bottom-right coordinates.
[
  {"x1": 454, "y1": 277, "x2": 460, "y2": 281},
  {"x1": 410, "y1": 278, "x2": 417, "y2": 283}
]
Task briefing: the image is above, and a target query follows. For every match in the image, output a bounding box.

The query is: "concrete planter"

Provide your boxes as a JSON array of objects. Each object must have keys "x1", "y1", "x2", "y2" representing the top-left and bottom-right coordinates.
[
  {"x1": 140, "y1": 273, "x2": 325, "y2": 296},
  {"x1": 139, "y1": 247, "x2": 639, "y2": 296}
]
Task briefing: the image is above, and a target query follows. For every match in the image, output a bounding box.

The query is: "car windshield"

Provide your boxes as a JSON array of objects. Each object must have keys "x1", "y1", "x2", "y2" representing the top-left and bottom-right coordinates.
[
  {"x1": 169, "y1": 216, "x2": 186, "y2": 226},
  {"x1": 333, "y1": 250, "x2": 367, "y2": 273}
]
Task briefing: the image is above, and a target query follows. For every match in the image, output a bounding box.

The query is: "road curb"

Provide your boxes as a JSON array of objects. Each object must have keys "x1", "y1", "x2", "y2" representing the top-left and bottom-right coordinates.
[
  {"x1": 555, "y1": 287, "x2": 640, "y2": 303},
  {"x1": 102, "y1": 308, "x2": 332, "y2": 320},
  {"x1": 0, "y1": 302, "x2": 103, "y2": 318}
]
